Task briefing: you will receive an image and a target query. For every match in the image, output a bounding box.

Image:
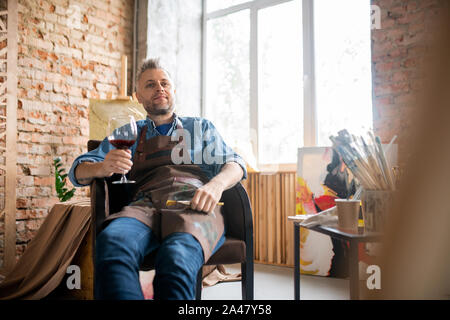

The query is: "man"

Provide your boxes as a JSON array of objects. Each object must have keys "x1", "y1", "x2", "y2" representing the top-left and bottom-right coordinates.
[{"x1": 68, "y1": 58, "x2": 247, "y2": 300}]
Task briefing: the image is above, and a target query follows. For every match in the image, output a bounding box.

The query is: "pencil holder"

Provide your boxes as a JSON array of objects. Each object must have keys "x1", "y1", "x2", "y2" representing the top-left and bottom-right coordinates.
[{"x1": 361, "y1": 190, "x2": 395, "y2": 233}]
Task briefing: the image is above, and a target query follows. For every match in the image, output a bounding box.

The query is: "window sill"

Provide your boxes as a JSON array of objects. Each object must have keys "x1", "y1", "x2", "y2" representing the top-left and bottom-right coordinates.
[{"x1": 250, "y1": 163, "x2": 297, "y2": 173}]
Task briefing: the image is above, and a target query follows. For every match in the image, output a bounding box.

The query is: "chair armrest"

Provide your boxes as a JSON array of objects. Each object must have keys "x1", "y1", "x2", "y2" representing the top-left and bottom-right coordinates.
[
  {"x1": 90, "y1": 178, "x2": 109, "y2": 236},
  {"x1": 221, "y1": 182, "x2": 254, "y2": 264},
  {"x1": 221, "y1": 182, "x2": 253, "y2": 243},
  {"x1": 90, "y1": 175, "x2": 138, "y2": 236}
]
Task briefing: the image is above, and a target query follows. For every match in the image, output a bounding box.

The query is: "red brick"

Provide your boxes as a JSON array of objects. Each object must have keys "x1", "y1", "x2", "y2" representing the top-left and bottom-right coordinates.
[
  {"x1": 62, "y1": 135, "x2": 88, "y2": 146},
  {"x1": 375, "y1": 61, "x2": 396, "y2": 73},
  {"x1": 394, "y1": 93, "x2": 417, "y2": 105},
  {"x1": 398, "y1": 10, "x2": 426, "y2": 25},
  {"x1": 387, "y1": 5, "x2": 407, "y2": 19},
  {"x1": 29, "y1": 166, "x2": 51, "y2": 177},
  {"x1": 36, "y1": 49, "x2": 48, "y2": 60},
  {"x1": 17, "y1": 230, "x2": 38, "y2": 243},
  {"x1": 16, "y1": 245, "x2": 27, "y2": 256},
  {"x1": 403, "y1": 57, "x2": 420, "y2": 68},
  {"x1": 35, "y1": 177, "x2": 54, "y2": 186},
  {"x1": 60, "y1": 65, "x2": 72, "y2": 76},
  {"x1": 16, "y1": 198, "x2": 32, "y2": 208},
  {"x1": 18, "y1": 176, "x2": 34, "y2": 186},
  {"x1": 31, "y1": 197, "x2": 58, "y2": 208},
  {"x1": 17, "y1": 209, "x2": 48, "y2": 220},
  {"x1": 374, "y1": 96, "x2": 394, "y2": 108},
  {"x1": 391, "y1": 70, "x2": 412, "y2": 82},
  {"x1": 374, "y1": 82, "x2": 409, "y2": 97}
]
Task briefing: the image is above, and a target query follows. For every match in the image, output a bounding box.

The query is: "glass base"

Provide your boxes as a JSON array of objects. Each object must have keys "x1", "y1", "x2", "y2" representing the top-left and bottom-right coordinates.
[{"x1": 112, "y1": 180, "x2": 136, "y2": 184}]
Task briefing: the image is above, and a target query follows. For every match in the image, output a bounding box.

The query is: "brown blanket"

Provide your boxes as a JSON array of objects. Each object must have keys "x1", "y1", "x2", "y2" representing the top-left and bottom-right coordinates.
[{"x1": 0, "y1": 200, "x2": 91, "y2": 300}]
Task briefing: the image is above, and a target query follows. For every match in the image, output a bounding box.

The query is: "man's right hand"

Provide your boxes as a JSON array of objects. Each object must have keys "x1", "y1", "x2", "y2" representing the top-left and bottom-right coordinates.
[
  {"x1": 74, "y1": 149, "x2": 133, "y2": 186},
  {"x1": 99, "y1": 149, "x2": 133, "y2": 177}
]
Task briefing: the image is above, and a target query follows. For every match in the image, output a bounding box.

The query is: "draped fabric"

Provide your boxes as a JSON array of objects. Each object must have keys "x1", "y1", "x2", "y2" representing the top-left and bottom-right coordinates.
[{"x1": 0, "y1": 200, "x2": 91, "y2": 300}]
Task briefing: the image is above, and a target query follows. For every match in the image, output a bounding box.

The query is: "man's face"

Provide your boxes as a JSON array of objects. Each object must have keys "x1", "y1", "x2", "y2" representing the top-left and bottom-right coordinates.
[{"x1": 136, "y1": 68, "x2": 175, "y2": 116}]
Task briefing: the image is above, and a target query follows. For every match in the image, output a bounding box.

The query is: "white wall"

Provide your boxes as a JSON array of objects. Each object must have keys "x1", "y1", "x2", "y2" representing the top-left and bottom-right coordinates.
[{"x1": 146, "y1": 0, "x2": 202, "y2": 117}]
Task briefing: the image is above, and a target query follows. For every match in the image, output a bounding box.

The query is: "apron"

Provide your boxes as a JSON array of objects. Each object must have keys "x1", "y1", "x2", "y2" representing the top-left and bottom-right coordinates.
[{"x1": 103, "y1": 120, "x2": 224, "y2": 262}]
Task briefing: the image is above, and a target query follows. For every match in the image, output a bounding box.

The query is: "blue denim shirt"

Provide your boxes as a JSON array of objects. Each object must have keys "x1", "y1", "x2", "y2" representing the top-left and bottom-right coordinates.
[{"x1": 68, "y1": 114, "x2": 248, "y2": 187}]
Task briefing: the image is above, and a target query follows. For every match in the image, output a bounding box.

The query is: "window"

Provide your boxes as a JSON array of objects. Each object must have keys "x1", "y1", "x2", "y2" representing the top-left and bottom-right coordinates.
[
  {"x1": 258, "y1": 1, "x2": 302, "y2": 164},
  {"x1": 203, "y1": 0, "x2": 373, "y2": 167},
  {"x1": 314, "y1": 0, "x2": 373, "y2": 146},
  {"x1": 204, "y1": 9, "x2": 251, "y2": 152}
]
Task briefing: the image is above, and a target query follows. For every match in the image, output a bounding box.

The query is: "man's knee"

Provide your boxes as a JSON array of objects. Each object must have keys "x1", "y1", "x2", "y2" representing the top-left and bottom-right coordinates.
[
  {"x1": 156, "y1": 233, "x2": 204, "y2": 273},
  {"x1": 95, "y1": 219, "x2": 149, "y2": 265}
]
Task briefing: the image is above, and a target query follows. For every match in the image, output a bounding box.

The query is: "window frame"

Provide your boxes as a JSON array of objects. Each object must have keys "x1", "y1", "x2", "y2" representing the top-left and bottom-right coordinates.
[{"x1": 201, "y1": 0, "x2": 316, "y2": 168}]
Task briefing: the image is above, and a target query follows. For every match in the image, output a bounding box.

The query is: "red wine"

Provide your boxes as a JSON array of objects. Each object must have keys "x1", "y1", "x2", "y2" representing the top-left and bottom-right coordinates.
[{"x1": 109, "y1": 139, "x2": 136, "y2": 149}]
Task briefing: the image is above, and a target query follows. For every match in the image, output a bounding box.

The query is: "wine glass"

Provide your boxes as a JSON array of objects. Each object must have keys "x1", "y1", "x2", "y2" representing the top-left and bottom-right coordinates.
[{"x1": 107, "y1": 115, "x2": 138, "y2": 184}]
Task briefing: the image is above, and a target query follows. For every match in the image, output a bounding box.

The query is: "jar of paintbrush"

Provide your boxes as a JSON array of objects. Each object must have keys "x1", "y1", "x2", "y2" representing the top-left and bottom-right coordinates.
[
  {"x1": 361, "y1": 189, "x2": 396, "y2": 233},
  {"x1": 330, "y1": 129, "x2": 399, "y2": 233}
]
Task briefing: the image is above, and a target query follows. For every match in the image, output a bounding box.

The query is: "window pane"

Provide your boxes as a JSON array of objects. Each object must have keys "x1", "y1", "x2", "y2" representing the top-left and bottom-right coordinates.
[
  {"x1": 314, "y1": 0, "x2": 373, "y2": 146},
  {"x1": 205, "y1": 10, "x2": 250, "y2": 150},
  {"x1": 258, "y1": 0, "x2": 303, "y2": 164},
  {"x1": 207, "y1": 0, "x2": 249, "y2": 13}
]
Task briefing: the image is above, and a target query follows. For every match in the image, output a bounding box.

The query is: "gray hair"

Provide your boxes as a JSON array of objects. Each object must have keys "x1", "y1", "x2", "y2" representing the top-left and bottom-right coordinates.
[{"x1": 136, "y1": 58, "x2": 172, "y2": 83}]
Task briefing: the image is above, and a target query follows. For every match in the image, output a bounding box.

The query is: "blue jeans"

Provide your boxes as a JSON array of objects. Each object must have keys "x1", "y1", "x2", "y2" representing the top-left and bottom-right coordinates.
[{"x1": 94, "y1": 217, "x2": 225, "y2": 300}]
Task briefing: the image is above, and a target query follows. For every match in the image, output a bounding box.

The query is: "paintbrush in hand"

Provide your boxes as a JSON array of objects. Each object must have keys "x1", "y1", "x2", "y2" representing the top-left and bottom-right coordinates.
[{"x1": 166, "y1": 200, "x2": 224, "y2": 206}]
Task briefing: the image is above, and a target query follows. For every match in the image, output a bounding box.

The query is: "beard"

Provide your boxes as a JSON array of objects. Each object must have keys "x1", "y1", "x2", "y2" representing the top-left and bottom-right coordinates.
[{"x1": 144, "y1": 100, "x2": 175, "y2": 116}]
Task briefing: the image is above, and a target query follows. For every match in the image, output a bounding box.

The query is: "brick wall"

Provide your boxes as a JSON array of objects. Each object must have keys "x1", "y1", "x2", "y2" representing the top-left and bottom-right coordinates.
[
  {"x1": 2, "y1": 0, "x2": 134, "y2": 264},
  {"x1": 371, "y1": 0, "x2": 446, "y2": 164}
]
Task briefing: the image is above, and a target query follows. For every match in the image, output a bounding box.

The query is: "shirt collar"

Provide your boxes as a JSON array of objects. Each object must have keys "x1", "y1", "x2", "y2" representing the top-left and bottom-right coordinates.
[{"x1": 145, "y1": 113, "x2": 179, "y2": 135}]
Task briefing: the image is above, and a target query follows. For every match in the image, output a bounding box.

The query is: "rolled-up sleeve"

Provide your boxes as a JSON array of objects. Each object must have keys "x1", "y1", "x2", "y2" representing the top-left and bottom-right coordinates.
[
  {"x1": 68, "y1": 137, "x2": 111, "y2": 187},
  {"x1": 202, "y1": 120, "x2": 248, "y2": 181}
]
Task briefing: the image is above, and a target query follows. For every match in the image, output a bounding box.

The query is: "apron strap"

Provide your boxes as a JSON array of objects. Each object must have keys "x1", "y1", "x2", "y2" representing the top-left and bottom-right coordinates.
[
  {"x1": 136, "y1": 125, "x2": 148, "y2": 153},
  {"x1": 175, "y1": 116, "x2": 183, "y2": 130}
]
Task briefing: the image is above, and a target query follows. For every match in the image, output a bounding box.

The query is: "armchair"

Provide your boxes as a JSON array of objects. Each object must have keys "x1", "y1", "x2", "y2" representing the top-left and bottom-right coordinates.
[{"x1": 87, "y1": 140, "x2": 254, "y2": 300}]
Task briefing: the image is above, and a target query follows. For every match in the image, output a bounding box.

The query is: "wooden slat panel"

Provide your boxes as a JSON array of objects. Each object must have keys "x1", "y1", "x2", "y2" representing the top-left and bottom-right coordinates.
[
  {"x1": 255, "y1": 173, "x2": 261, "y2": 262},
  {"x1": 264, "y1": 174, "x2": 269, "y2": 262},
  {"x1": 245, "y1": 170, "x2": 296, "y2": 267},
  {"x1": 284, "y1": 173, "x2": 290, "y2": 266},
  {"x1": 253, "y1": 173, "x2": 258, "y2": 261},
  {"x1": 275, "y1": 174, "x2": 281, "y2": 264},
  {"x1": 246, "y1": 174, "x2": 254, "y2": 261},
  {"x1": 282, "y1": 173, "x2": 288, "y2": 265},
  {"x1": 267, "y1": 175, "x2": 274, "y2": 263},
  {"x1": 257, "y1": 173, "x2": 262, "y2": 261},
  {"x1": 260, "y1": 174, "x2": 267, "y2": 262},
  {"x1": 286, "y1": 173, "x2": 295, "y2": 266},
  {"x1": 271, "y1": 174, "x2": 277, "y2": 263},
  {"x1": 284, "y1": 173, "x2": 289, "y2": 265}
]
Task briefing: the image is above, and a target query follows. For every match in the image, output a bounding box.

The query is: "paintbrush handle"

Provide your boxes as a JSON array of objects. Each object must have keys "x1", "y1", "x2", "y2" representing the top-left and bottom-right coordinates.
[
  {"x1": 375, "y1": 136, "x2": 395, "y2": 190},
  {"x1": 166, "y1": 200, "x2": 224, "y2": 206},
  {"x1": 368, "y1": 132, "x2": 390, "y2": 189},
  {"x1": 340, "y1": 145, "x2": 380, "y2": 189}
]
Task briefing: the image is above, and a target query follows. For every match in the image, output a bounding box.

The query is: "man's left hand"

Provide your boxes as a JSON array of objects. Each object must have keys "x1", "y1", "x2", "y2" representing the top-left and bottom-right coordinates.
[{"x1": 191, "y1": 180, "x2": 225, "y2": 214}]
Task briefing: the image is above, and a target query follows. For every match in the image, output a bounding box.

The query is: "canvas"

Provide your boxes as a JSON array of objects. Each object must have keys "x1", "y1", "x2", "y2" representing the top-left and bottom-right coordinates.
[{"x1": 296, "y1": 147, "x2": 352, "y2": 277}]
